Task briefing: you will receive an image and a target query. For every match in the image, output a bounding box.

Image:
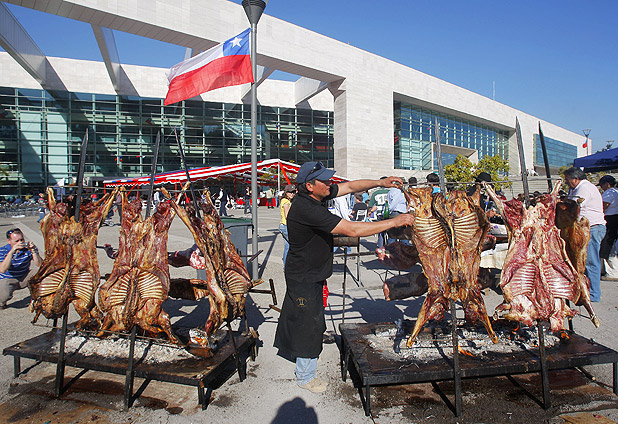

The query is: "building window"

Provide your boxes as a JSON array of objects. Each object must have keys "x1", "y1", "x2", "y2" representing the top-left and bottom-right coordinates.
[
  {"x1": 0, "y1": 87, "x2": 334, "y2": 195},
  {"x1": 533, "y1": 134, "x2": 577, "y2": 169},
  {"x1": 394, "y1": 101, "x2": 509, "y2": 170}
]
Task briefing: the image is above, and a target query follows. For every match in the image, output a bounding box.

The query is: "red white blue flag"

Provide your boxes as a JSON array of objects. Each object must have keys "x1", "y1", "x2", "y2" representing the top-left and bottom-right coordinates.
[{"x1": 164, "y1": 28, "x2": 253, "y2": 105}]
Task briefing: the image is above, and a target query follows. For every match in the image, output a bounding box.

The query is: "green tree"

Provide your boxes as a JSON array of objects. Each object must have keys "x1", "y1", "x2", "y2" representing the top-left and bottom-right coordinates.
[
  {"x1": 444, "y1": 154, "x2": 510, "y2": 191},
  {"x1": 444, "y1": 155, "x2": 474, "y2": 190},
  {"x1": 475, "y1": 155, "x2": 511, "y2": 191}
]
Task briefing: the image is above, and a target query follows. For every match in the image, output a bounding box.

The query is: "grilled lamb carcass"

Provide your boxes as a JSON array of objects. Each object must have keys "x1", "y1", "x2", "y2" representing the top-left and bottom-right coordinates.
[
  {"x1": 555, "y1": 198, "x2": 590, "y2": 278},
  {"x1": 402, "y1": 188, "x2": 449, "y2": 345},
  {"x1": 163, "y1": 187, "x2": 251, "y2": 342},
  {"x1": 28, "y1": 188, "x2": 118, "y2": 328},
  {"x1": 403, "y1": 187, "x2": 497, "y2": 346},
  {"x1": 97, "y1": 191, "x2": 180, "y2": 344},
  {"x1": 485, "y1": 181, "x2": 599, "y2": 331},
  {"x1": 442, "y1": 189, "x2": 496, "y2": 342}
]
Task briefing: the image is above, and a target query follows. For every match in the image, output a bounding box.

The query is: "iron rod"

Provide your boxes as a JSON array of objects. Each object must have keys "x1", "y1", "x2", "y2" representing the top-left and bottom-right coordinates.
[
  {"x1": 124, "y1": 326, "x2": 138, "y2": 409},
  {"x1": 538, "y1": 123, "x2": 553, "y2": 192},
  {"x1": 434, "y1": 118, "x2": 447, "y2": 194},
  {"x1": 173, "y1": 129, "x2": 201, "y2": 219},
  {"x1": 450, "y1": 301, "x2": 462, "y2": 416},
  {"x1": 54, "y1": 312, "x2": 68, "y2": 397},
  {"x1": 74, "y1": 131, "x2": 89, "y2": 221},
  {"x1": 145, "y1": 131, "x2": 161, "y2": 218},
  {"x1": 537, "y1": 322, "x2": 551, "y2": 409},
  {"x1": 249, "y1": 21, "x2": 259, "y2": 280},
  {"x1": 515, "y1": 118, "x2": 530, "y2": 207}
]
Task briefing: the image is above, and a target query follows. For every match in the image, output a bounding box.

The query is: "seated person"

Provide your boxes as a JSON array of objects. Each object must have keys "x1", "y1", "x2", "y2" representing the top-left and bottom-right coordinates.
[{"x1": 350, "y1": 193, "x2": 368, "y2": 221}]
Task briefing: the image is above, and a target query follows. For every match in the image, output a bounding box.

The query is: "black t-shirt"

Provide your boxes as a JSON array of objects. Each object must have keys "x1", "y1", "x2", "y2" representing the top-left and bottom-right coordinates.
[{"x1": 285, "y1": 185, "x2": 341, "y2": 282}]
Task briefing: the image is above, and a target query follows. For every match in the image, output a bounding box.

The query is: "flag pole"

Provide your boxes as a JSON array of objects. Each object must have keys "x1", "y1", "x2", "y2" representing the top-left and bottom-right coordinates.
[{"x1": 243, "y1": 0, "x2": 266, "y2": 280}]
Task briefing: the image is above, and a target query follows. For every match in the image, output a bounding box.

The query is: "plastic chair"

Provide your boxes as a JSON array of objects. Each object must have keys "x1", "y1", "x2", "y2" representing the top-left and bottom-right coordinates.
[{"x1": 355, "y1": 209, "x2": 367, "y2": 222}]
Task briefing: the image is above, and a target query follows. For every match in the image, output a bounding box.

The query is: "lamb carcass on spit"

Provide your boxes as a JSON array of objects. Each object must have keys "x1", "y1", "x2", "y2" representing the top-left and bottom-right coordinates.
[
  {"x1": 162, "y1": 187, "x2": 251, "y2": 343},
  {"x1": 403, "y1": 187, "x2": 497, "y2": 346},
  {"x1": 97, "y1": 190, "x2": 180, "y2": 344},
  {"x1": 29, "y1": 187, "x2": 118, "y2": 328},
  {"x1": 555, "y1": 197, "x2": 590, "y2": 279},
  {"x1": 484, "y1": 181, "x2": 599, "y2": 331}
]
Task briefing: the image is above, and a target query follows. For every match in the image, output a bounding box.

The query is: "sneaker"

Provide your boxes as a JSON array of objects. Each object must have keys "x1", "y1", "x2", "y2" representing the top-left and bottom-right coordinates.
[{"x1": 298, "y1": 377, "x2": 328, "y2": 393}]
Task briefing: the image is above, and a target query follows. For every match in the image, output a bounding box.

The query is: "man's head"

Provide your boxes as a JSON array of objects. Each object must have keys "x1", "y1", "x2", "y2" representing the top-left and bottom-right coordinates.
[
  {"x1": 354, "y1": 193, "x2": 364, "y2": 202},
  {"x1": 296, "y1": 161, "x2": 335, "y2": 185},
  {"x1": 296, "y1": 161, "x2": 336, "y2": 200},
  {"x1": 6, "y1": 228, "x2": 25, "y2": 249},
  {"x1": 598, "y1": 175, "x2": 616, "y2": 190},
  {"x1": 475, "y1": 172, "x2": 491, "y2": 183},
  {"x1": 426, "y1": 173, "x2": 440, "y2": 184},
  {"x1": 563, "y1": 167, "x2": 586, "y2": 189},
  {"x1": 408, "y1": 177, "x2": 417, "y2": 186}
]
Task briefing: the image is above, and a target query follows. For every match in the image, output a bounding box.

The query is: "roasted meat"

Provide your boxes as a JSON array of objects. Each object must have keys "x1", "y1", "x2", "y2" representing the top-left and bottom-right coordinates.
[
  {"x1": 485, "y1": 181, "x2": 599, "y2": 331},
  {"x1": 403, "y1": 187, "x2": 496, "y2": 346},
  {"x1": 555, "y1": 198, "x2": 590, "y2": 277},
  {"x1": 378, "y1": 241, "x2": 420, "y2": 270},
  {"x1": 28, "y1": 187, "x2": 117, "y2": 328},
  {"x1": 163, "y1": 187, "x2": 251, "y2": 342},
  {"x1": 97, "y1": 191, "x2": 180, "y2": 343}
]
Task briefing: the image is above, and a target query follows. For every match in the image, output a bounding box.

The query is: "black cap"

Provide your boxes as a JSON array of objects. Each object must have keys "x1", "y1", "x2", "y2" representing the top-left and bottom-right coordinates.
[
  {"x1": 598, "y1": 175, "x2": 616, "y2": 186},
  {"x1": 296, "y1": 161, "x2": 336, "y2": 184}
]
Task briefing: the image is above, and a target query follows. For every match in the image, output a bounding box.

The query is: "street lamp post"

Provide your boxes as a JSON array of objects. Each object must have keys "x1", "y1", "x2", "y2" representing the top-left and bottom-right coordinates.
[{"x1": 243, "y1": 0, "x2": 266, "y2": 279}]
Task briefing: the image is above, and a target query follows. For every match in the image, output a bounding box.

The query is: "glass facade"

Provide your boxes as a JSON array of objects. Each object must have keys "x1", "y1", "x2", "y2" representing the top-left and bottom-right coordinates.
[
  {"x1": 394, "y1": 102, "x2": 510, "y2": 170},
  {"x1": 533, "y1": 134, "x2": 577, "y2": 168},
  {"x1": 0, "y1": 87, "x2": 333, "y2": 195}
]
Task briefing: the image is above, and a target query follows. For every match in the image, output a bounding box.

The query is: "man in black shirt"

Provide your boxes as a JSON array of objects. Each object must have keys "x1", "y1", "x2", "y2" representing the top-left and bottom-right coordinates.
[{"x1": 274, "y1": 161, "x2": 414, "y2": 393}]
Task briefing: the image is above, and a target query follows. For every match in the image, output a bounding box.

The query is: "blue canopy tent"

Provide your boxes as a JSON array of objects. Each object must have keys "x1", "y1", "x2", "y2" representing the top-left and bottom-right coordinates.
[{"x1": 573, "y1": 147, "x2": 618, "y2": 172}]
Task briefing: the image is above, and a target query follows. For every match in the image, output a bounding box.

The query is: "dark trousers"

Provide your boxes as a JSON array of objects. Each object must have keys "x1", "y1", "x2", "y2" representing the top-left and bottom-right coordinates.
[
  {"x1": 219, "y1": 200, "x2": 228, "y2": 217},
  {"x1": 600, "y1": 214, "x2": 618, "y2": 259}
]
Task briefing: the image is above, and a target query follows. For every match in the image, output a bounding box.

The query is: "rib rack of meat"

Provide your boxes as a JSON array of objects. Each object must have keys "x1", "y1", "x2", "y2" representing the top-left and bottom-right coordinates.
[
  {"x1": 485, "y1": 181, "x2": 599, "y2": 331},
  {"x1": 97, "y1": 191, "x2": 180, "y2": 344},
  {"x1": 163, "y1": 187, "x2": 251, "y2": 343},
  {"x1": 403, "y1": 187, "x2": 496, "y2": 347},
  {"x1": 28, "y1": 187, "x2": 117, "y2": 329}
]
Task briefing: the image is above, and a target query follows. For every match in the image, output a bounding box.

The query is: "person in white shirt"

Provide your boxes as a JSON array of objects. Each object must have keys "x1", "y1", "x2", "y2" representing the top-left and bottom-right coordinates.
[
  {"x1": 564, "y1": 167, "x2": 606, "y2": 302},
  {"x1": 598, "y1": 175, "x2": 618, "y2": 260},
  {"x1": 330, "y1": 194, "x2": 351, "y2": 221}
]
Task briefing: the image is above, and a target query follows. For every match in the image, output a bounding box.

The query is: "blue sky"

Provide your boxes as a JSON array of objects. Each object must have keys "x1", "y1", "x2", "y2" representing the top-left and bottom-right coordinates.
[{"x1": 3, "y1": 0, "x2": 616, "y2": 152}]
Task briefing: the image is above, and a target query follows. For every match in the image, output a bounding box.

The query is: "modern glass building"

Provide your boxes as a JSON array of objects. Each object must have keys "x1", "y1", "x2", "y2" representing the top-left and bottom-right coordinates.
[
  {"x1": 0, "y1": 0, "x2": 588, "y2": 196},
  {"x1": 394, "y1": 102, "x2": 510, "y2": 170},
  {"x1": 0, "y1": 87, "x2": 333, "y2": 195},
  {"x1": 533, "y1": 133, "x2": 577, "y2": 170}
]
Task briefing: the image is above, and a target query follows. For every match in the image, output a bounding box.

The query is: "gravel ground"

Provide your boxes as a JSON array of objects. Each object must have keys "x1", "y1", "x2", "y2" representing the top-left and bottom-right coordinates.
[{"x1": 1, "y1": 206, "x2": 618, "y2": 423}]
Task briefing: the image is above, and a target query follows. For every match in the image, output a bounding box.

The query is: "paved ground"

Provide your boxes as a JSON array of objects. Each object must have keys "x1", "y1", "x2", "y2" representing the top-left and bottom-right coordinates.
[{"x1": 1, "y1": 206, "x2": 618, "y2": 423}]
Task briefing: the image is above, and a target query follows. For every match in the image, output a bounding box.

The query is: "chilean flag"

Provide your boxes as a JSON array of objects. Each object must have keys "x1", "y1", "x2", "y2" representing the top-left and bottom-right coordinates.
[{"x1": 164, "y1": 28, "x2": 253, "y2": 106}]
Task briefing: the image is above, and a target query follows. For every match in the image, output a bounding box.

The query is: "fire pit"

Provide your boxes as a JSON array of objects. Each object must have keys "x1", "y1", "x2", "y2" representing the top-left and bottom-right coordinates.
[{"x1": 339, "y1": 321, "x2": 618, "y2": 417}]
